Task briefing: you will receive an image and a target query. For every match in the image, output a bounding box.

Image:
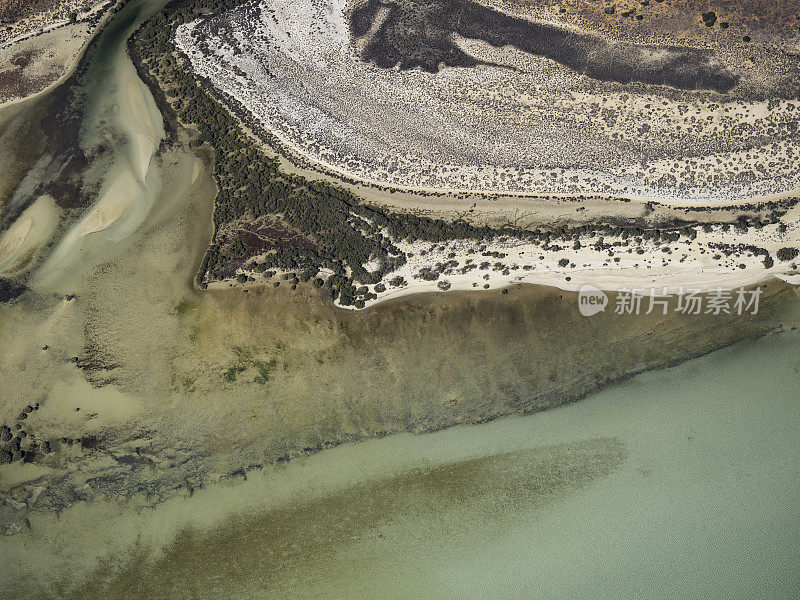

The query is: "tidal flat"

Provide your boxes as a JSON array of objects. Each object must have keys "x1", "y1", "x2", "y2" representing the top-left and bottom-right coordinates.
[
  {"x1": 4, "y1": 329, "x2": 800, "y2": 599},
  {"x1": 1, "y1": 0, "x2": 800, "y2": 597}
]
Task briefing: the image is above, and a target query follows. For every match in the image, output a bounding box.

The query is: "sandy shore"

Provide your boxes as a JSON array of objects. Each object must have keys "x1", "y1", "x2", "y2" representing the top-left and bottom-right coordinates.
[
  {"x1": 225, "y1": 210, "x2": 800, "y2": 310},
  {"x1": 0, "y1": 0, "x2": 112, "y2": 48}
]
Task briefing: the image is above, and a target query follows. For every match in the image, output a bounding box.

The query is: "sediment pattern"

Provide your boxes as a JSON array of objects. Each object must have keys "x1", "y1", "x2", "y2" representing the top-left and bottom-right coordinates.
[{"x1": 175, "y1": 0, "x2": 800, "y2": 201}]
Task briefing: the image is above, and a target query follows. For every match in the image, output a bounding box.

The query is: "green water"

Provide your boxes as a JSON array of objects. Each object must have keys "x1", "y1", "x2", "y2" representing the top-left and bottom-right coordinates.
[
  {"x1": 7, "y1": 329, "x2": 798, "y2": 599},
  {"x1": 132, "y1": 330, "x2": 800, "y2": 599},
  {"x1": 1, "y1": 0, "x2": 799, "y2": 597}
]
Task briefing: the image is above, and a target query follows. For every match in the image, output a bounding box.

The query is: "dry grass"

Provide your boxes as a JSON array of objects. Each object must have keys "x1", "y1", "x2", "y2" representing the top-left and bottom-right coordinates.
[
  {"x1": 0, "y1": 0, "x2": 99, "y2": 46},
  {"x1": 0, "y1": 0, "x2": 68, "y2": 22}
]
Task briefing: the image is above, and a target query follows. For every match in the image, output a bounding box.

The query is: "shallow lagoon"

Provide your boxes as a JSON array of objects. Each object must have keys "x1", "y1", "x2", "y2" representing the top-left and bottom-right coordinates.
[
  {"x1": 1, "y1": 0, "x2": 799, "y2": 597},
  {"x1": 4, "y1": 328, "x2": 798, "y2": 599}
]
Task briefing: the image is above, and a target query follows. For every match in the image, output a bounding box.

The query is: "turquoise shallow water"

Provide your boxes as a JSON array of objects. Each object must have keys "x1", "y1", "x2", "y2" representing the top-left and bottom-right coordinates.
[{"x1": 422, "y1": 331, "x2": 800, "y2": 600}]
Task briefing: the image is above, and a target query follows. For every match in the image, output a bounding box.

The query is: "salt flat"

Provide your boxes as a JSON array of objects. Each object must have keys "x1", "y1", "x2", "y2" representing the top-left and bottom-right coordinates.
[{"x1": 175, "y1": 0, "x2": 800, "y2": 203}]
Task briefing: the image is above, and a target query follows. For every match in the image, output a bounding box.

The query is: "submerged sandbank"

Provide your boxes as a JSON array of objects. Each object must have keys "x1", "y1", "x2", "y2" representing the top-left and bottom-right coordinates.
[{"x1": 3, "y1": 328, "x2": 800, "y2": 599}]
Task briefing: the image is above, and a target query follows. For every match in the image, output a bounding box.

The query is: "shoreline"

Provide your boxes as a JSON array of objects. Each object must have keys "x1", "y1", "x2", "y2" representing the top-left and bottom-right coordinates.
[
  {"x1": 213, "y1": 273, "x2": 800, "y2": 312},
  {"x1": 125, "y1": 0, "x2": 800, "y2": 312},
  {"x1": 3, "y1": 278, "x2": 799, "y2": 521},
  {"x1": 0, "y1": 0, "x2": 114, "y2": 50},
  {"x1": 224, "y1": 213, "x2": 800, "y2": 310},
  {"x1": 0, "y1": 0, "x2": 120, "y2": 109},
  {"x1": 195, "y1": 67, "x2": 800, "y2": 218}
]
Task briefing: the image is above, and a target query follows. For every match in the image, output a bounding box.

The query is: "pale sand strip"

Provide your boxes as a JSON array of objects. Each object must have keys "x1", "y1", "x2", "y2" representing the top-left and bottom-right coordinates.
[
  {"x1": 0, "y1": 194, "x2": 59, "y2": 276},
  {"x1": 227, "y1": 216, "x2": 800, "y2": 309}
]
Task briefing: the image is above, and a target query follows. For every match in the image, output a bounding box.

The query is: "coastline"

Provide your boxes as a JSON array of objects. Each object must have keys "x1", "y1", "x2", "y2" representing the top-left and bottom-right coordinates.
[
  {"x1": 2, "y1": 0, "x2": 800, "y2": 536},
  {"x1": 224, "y1": 216, "x2": 800, "y2": 310},
  {"x1": 0, "y1": 0, "x2": 114, "y2": 50},
  {"x1": 3, "y1": 278, "x2": 799, "y2": 526},
  {"x1": 0, "y1": 0, "x2": 120, "y2": 108},
  {"x1": 1, "y1": 0, "x2": 800, "y2": 596},
  {"x1": 123, "y1": 0, "x2": 800, "y2": 313}
]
